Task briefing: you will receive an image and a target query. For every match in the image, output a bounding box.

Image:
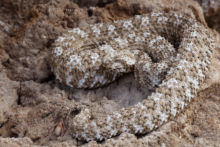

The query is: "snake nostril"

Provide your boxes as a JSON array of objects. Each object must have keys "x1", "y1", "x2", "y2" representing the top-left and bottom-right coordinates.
[
  {"x1": 71, "y1": 108, "x2": 81, "y2": 117},
  {"x1": 148, "y1": 53, "x2": 158, "y2": 63},
  {"x1": 87, "y1": 9, "x2": 93, "y2": 17}
]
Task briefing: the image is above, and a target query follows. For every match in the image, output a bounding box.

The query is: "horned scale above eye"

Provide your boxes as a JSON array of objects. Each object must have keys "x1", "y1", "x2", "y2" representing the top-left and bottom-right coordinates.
[{"x1": 50, "y1": 11, "x2": 214, "y2": 141}]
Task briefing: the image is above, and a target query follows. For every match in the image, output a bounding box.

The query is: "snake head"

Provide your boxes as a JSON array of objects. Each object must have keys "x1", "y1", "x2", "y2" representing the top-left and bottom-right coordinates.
[{"x1": 70, "y1": 108, "x2": 93, "y2": 140}]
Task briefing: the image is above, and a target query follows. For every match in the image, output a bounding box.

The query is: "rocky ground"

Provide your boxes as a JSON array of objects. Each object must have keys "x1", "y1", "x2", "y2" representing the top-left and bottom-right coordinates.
[{"x1": 0, "y1": 0, "x2": 219, "y2": 146}]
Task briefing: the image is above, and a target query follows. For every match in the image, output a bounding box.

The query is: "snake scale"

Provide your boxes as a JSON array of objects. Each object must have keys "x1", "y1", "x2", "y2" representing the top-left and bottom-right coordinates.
[{"x1": 50, "y1": 11, "x2": 214, "y2": 141}]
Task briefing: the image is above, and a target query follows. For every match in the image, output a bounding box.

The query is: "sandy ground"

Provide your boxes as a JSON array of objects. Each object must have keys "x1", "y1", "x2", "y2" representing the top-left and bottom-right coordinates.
[{"x1": 0, "y1": 0, "x2": 219, "y2": 146}]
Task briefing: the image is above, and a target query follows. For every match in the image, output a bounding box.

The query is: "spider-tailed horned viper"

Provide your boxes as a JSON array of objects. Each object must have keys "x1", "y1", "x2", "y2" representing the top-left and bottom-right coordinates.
[{"x1": 50, "y1": 11, "x2": 214, "y2": 141}]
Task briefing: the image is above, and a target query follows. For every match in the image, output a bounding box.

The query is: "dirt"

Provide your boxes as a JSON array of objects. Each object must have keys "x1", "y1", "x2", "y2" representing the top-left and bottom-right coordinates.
[
  {"x1": 0, "y1": 0, "x2": 219, "y2": 146},
  {"x1": 196, "y1": 0, "x2": 220, "y2": 32}
]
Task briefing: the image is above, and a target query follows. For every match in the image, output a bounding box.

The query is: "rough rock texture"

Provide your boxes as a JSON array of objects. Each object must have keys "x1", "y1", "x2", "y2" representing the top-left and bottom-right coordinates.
[
  {"x1": 0, "y1": 137, "x2": 35, "y2": 147},
  {"x1": 0, "y1": 72, "x2": 19, "y2": 125},
  {"x1": 0, "y1": 49, "x2": 19, "y2": 126},
  {"x1": 0, "y1": 0, "x2": 220, "y2": 146}
]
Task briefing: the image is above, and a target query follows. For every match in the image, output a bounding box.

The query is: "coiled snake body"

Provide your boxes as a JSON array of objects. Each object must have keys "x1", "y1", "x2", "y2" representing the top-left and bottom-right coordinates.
[{"x1": 50, "y1": 11, "x2": 214, "y2": 141}]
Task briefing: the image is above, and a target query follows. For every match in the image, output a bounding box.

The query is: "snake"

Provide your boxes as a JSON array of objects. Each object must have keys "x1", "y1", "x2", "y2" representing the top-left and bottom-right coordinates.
[{"x1": 50, "y1": 11, "x2": 214, "y2": 141}]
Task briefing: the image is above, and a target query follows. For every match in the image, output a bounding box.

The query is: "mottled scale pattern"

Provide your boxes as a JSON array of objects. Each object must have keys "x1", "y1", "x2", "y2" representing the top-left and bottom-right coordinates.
[{"x1": 50, "y1": 11, "x2": 214, "y2": 141}]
